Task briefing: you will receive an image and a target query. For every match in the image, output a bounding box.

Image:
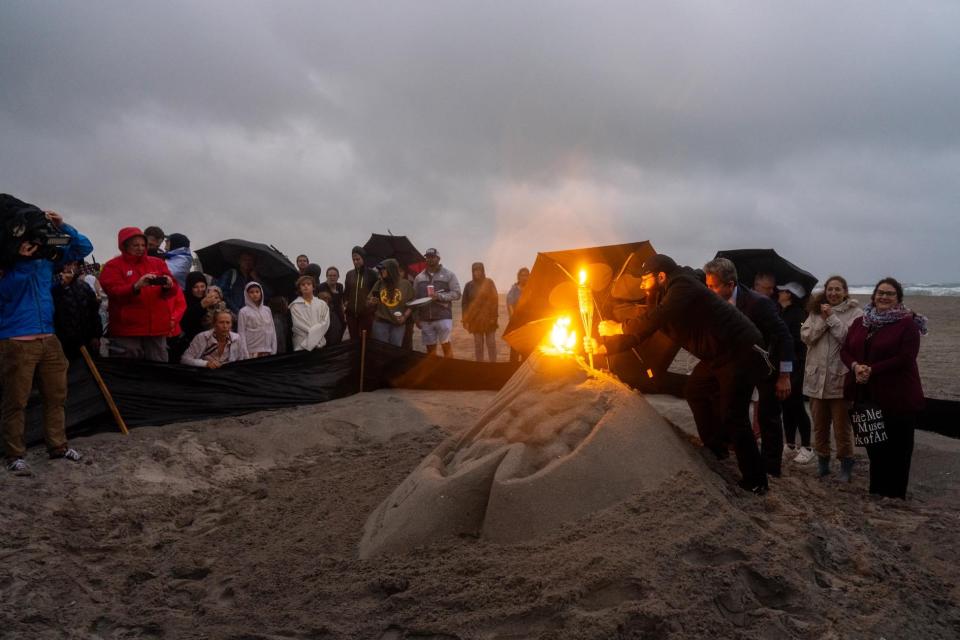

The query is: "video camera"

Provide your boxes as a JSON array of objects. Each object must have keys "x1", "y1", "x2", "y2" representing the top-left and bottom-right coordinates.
[{"x1": 0, "y1": 194, "x2": 72, "y2": 267}]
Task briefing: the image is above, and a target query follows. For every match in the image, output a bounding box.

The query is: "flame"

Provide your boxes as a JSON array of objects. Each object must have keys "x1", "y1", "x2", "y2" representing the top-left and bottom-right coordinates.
[
  {"x1": 579, "y1": 269, "x2": 587, "y2": 285},
  {"x1": 541, "y1": 316, "x2": 578, "y2": 355}
]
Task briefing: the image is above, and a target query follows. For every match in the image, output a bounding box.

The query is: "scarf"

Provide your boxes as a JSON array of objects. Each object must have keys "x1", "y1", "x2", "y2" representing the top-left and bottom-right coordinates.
[{"x1": 862, "y1": 303, "x2": 929, "y2": 336}]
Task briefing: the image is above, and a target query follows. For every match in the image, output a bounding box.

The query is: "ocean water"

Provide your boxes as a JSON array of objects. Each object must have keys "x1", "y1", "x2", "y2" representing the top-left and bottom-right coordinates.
[{"x1": 847, "y1": 283, "x2": 960, "y2": 297}]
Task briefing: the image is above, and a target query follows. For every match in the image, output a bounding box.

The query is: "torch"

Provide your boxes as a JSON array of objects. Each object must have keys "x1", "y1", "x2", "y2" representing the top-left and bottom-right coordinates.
[{"x1": 578, "y1": 269, "x2": 595, "y2": 369}]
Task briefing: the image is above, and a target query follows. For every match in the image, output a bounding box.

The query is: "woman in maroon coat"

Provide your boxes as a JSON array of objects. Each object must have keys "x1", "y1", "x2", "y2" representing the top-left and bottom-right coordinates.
[{"x1": 840, "y1": 277, "x2": 927, "y2": 498}]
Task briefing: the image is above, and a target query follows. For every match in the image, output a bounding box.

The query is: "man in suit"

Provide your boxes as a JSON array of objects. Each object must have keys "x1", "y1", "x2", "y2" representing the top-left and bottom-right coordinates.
[
  {"x1": 586, "y1": 253, "x2": 771, "y2": 495},
  {"x1": 702, "y1": 257, "x2": 795, "y2": 476}
]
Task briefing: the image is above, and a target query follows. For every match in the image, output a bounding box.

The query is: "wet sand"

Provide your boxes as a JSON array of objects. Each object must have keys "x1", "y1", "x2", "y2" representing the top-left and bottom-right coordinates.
[{"x1": 1, "y1": 296, "x2": 958, "y2": 639}]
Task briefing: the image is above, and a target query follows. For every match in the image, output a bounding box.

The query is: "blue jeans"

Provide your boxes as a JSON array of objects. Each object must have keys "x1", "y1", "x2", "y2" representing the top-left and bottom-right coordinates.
[{"x1": 372, "y1": 320, "x2": 405, "y2": 347}]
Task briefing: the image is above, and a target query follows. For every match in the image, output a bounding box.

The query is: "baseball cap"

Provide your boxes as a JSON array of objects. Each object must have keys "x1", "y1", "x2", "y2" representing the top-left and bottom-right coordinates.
[
  {"x1": 639, "y1": 254, "x2": 679, "y2": 277},
  {"x1": 424, "y1": 248, "x2": 439, "y2": 257},
  {"x1": 777, "y1": 282, "x2": 807, "y2": 299}
]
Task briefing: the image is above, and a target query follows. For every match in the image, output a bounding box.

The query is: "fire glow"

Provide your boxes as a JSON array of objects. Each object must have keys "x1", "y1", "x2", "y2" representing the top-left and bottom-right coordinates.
[{"x1": 541, "y1": 316, "x2": 578, "y2": 356}]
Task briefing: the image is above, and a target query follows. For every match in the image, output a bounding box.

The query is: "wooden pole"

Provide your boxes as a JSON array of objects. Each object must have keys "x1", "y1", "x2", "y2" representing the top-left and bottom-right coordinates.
[
  {"x1": 79, "y1": 345, "x2": 129, "y2": 435},
  {"x1": 359, "y1": 329, "x2": 367, "y2": 393}
]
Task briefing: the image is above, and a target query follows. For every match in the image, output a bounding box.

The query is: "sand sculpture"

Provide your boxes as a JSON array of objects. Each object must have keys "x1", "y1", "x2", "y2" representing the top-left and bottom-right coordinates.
[{"x1": 360, "y1": 350, "x2": 719, "y2": 558}]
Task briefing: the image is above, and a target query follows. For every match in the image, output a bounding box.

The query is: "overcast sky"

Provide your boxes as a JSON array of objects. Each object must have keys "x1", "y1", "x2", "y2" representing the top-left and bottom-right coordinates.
[{"x1": 2, "y1": 1, "x2": 958, "y2": 288}]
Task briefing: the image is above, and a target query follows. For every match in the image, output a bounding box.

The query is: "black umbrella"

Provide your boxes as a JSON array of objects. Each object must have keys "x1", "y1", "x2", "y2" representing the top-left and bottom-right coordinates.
[
  {"x1": 502, "y1": 240, "x2": 681, "y2": 391},
  {"x1": 715, "y1": 248, "x2": 818, "y2": 297},
  {"x1": 362, "y1": 233, "x2": 425, "y2": 273},
  {"x1": 196, "y1": 239, "x2": 299, "y2": 298}
]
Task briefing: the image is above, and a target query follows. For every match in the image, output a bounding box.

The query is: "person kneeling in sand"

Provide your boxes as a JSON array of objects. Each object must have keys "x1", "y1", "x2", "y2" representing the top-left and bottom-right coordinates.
[{"x1": 181, "y1": 310, "x2": 249, "y2": 368}]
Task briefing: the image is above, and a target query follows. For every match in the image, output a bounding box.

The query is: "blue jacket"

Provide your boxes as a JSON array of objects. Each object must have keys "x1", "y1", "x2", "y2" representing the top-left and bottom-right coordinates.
[
  {"x1": 0, "y1": 224, "x2": 94, "y2": 339},
  {"x1": 164, "y1": 247, "x2": 193, "y2": 289}
]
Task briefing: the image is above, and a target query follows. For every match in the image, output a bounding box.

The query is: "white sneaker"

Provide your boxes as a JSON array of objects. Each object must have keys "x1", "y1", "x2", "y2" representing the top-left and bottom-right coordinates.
[
  {"x1": 783, "y1": 444, "x2": 797, "y2": 457},
  {"x1": 51, "y1": 447, "x2": 82, "y2": 462},
  {"x1": 794, "y1": 447, "x2": 816, "y2": 464},
  {"x1": 7, "y1": 458, "x2": 32, "y2": 476}
]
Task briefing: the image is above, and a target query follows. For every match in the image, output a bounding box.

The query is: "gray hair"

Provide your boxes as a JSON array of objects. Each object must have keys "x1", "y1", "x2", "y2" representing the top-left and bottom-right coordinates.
[{"x1": 703, "y1": 257, "x2": 738, "y2": 284}]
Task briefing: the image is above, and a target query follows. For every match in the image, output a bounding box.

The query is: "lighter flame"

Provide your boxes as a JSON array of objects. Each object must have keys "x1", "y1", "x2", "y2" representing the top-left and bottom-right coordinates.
[{"x1": 541, "y1": 316, "x2": 578, "y2": 355}]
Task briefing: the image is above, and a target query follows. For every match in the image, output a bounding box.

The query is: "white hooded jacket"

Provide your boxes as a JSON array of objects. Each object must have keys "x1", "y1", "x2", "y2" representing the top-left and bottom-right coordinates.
[{"x1": 237, "y1": 281, "x2": 277, "y2": 356}]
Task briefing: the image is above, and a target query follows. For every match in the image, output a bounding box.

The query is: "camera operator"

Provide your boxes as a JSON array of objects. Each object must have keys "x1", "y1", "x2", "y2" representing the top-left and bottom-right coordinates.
[
  {"x1": 100, "y1": 227, "x2": 182, "y2": 362},
  {"x1": 0, "y1": 209, "x2": 93, "y2": 476}
]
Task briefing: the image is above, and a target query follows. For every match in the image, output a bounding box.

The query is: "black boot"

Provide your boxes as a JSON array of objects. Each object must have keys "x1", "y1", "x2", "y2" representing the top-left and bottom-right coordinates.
[
  {"x1": 817, "y1": 455, "x2": 830, "y2": 477},
  {"x1": 838, "y1": 457, "x2": 855, "y2": 483}
]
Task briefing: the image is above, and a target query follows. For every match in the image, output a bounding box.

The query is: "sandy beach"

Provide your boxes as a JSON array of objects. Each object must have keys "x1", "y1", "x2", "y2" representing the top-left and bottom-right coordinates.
[{"x1": 1, "y1": 295, "x2": 958, "y2": 639}]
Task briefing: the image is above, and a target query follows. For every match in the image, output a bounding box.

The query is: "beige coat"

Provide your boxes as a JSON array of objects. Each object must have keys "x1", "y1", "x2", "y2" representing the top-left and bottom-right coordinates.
[{"x1": 801, "y1": 298, "x2": 863, "y2": 398}]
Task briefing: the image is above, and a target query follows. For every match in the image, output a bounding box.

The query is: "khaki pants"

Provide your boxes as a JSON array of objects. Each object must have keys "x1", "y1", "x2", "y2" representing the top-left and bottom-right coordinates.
[
  {"x1": 811, "y1": 397, "x2": 854, "y2": 459},
  {"x1": 1, "y1": 336, "x2": 69, "y2": 459}
]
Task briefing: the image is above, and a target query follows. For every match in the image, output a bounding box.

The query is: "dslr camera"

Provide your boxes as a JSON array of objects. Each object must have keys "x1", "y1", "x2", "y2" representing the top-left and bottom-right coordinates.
[
  {"x1": 146, "y1": 275, "x2": 168, "y2": 286},
  {"x1": 0, "y1": 194, "x2": 72, "y2": 267}
]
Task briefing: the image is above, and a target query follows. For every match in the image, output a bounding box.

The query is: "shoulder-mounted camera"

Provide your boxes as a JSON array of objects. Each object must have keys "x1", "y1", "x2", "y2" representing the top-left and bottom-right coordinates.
[{"x1": 0, "y1": 194, "x2": 72, "y2": 267}]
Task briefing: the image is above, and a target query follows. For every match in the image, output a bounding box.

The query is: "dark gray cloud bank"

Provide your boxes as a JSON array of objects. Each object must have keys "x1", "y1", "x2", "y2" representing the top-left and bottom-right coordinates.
[{"x1": 2, "y1": 1, "x2": 958, "y2": 287}]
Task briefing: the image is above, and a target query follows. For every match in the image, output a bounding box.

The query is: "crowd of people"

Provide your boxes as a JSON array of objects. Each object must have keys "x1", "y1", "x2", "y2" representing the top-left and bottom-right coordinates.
[
  {"x1": 0, "y1": 214, "x2": 536, "y2": 476},
  {"x1": 587, "y1": 253, "x2": 927, "y2": 500},
  {"x1": 1, "y1": 209, "x2": 928, "y2": 500}
]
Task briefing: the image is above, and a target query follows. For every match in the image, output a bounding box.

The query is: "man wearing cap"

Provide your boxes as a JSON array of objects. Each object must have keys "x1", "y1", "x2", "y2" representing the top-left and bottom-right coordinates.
[
  {"x1": 585, "y1": 253, "x2": 771, "y2": 494},
  {"x1": 702, "y1": 257, "x2": 796, "y2": 476},
  {"x1": 344, "y1": 246, "x2": 378, "y2": 340},
  {"x1": 413, "y1": 248, "x2": 461, "y2": 358}
]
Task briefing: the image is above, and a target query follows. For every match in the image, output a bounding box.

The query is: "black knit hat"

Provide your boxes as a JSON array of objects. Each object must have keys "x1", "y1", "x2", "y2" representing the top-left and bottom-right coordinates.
[
  {"x1": 639, "y1": 254, "x2": 679, "y2": 277},
  {"x1": 167, "y1": 233, "x2": 190, "y2": 250}
]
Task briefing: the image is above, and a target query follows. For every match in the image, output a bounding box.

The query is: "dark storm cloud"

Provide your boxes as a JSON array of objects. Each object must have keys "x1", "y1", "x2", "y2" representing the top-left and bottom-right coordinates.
[{"x1": 1, "y1": 1, "x2": 958, "y2": 285}]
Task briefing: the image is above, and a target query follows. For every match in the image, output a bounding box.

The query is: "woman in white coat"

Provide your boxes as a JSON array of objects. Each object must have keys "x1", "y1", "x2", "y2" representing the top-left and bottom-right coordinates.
[
  {"x1": 290, "y1": 275, "x2": 330, "y2": 351},
  {"x1": 800, "y1": 275, "x2": 863, "y2": 481}
]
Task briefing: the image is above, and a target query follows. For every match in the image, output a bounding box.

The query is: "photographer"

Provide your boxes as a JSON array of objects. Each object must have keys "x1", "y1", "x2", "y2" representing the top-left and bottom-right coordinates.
[
  {"x1": 0, "y1": 200, "x2": 93, "y2": 476},
  {"x1": 100, "y1": 227, "x2": 181, "y2": 362}
]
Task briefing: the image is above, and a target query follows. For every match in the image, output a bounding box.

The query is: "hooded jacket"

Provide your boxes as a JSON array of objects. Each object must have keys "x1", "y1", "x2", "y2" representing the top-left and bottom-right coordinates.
[
  {"x1": 180, "y1": 271, "x2": 209, "y2": 342},
  {"x1": 237, "y1": 281, "x2": 277, "y2": 355},
  {"x1": 801, "y1": 297, "x2": 862, "y2": 399},
  {"x1": 344, "y1": 246, "x2": 378, "y2": 317},
  {"x1": 461, "y1": 263, "x2": 499, "y2": 334},
  {"x1": 0, "y1": 223, "x2": 93, "y2": 339},
  {"x1": 100, "y1": 227, "x2": 180, "y2": 337},
  {"x1": 369, "y1": 259, "x2": 415, "y2": 324}
]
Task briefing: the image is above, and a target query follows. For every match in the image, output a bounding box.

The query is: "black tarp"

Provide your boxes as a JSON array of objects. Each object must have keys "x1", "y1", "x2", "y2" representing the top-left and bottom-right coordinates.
[
  {"x1": 24, "y1": 341, "x2": 519, "y2": 447},
  {"x1": 21, "y1": 341, "x2": 959, "y2": 447}
]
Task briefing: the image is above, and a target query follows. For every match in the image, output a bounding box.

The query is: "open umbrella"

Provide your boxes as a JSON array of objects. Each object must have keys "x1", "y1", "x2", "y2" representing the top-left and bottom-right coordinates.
[
  {"x1": 362, "y1": 233, "x2": 426, "y2": 275},
  {"x1": 715, "y1": 248, "x2": 817, "y2": 297},
  {"x1": 195, "y1": 239, "x2": 299, "y2": 298},
  {"x1": 502, "y1": 240, "x2": 682, "y2": 393}
]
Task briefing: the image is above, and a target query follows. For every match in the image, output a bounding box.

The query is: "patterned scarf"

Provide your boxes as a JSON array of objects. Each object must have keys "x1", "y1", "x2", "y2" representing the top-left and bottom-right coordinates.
[{"x1": 862, "y1": 303, "x2": 929, "y2": 336}]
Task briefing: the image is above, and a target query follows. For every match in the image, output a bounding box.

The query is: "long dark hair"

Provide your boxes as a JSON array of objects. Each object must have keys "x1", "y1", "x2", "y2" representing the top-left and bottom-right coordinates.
[{"x1": 807, "y1": 275, "x2": 849, "y2": 314}]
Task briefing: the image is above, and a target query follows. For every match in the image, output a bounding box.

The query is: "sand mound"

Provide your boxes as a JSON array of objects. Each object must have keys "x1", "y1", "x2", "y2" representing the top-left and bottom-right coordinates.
[{"x1": 360, "y1": 351, "x2": 720, "y2": 557}]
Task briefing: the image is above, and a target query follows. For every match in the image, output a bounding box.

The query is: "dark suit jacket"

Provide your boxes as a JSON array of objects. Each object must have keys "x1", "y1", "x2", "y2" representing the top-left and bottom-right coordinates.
[{"x1": 734, "y1": 286, "x2": 795, "y2": 367}]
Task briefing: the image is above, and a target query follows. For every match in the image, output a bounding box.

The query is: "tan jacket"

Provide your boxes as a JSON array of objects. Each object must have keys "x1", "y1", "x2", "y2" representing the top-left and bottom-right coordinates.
[{"x1": 801, "y1": 298, "x2": 862, "y2": 398}]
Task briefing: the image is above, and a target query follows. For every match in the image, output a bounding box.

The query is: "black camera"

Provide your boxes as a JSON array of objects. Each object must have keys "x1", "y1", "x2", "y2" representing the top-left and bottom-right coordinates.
[
  {"x1": 146, "y1": 275, "x2": 168, "y2": 286},
  {"x1": 0, "y1": 194, "x2": 72, "y2": 267}
]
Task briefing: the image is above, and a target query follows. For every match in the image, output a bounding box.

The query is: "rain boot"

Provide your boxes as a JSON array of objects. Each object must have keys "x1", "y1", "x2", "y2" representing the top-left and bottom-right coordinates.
[
  {"x1": 817, "y1": 456, "x2": 831, "y2": 477},
  {"x1": 838, "y1": 457, "x2": 855, "y2": 483}
]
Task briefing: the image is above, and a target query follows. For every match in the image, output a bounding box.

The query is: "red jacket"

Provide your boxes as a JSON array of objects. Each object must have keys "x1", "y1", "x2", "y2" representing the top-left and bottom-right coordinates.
[
  {"x1": 100, "y1": 227, "x2": 181, "y2": 337},
  {"x1": 841, "y1": 315, "x2": 924, "y2": 414}
]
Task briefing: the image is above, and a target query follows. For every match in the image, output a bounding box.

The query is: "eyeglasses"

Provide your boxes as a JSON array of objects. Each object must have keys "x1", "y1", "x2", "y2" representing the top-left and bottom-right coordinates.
[{"x1": 875, "y1": 290, "x2": 898, "y2": 298}]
